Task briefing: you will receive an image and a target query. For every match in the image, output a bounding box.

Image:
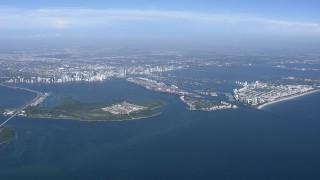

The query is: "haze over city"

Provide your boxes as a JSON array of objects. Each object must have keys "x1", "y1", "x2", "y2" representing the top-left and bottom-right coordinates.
[{"x1": 1, "y1": 1, "x2": 320, "y2": 180}]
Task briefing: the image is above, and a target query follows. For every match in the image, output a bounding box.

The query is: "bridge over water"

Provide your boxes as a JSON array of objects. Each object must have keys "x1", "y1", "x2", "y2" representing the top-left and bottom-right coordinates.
[{"x1": 0, "y1": 83, "x2": 44, "y2": 128}]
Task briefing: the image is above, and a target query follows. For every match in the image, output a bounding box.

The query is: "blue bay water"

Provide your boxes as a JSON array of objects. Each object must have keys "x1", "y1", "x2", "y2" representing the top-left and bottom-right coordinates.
[
  {"x1": 0, "y1": 78, "x2": 320, "y2": 179},
  {"x1": 0, "y1": 86, "x2": 36, "y2": 109}
]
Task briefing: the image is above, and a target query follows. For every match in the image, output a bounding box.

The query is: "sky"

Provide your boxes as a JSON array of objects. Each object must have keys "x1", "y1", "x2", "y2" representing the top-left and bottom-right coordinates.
[{"x1": 1, "y1": 0, "x2": 320, "y2": 49}]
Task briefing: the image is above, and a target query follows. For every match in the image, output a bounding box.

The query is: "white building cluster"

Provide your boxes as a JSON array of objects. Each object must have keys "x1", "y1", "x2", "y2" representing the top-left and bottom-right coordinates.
[
  {"x1": 180, "y1": 96, "x2": 237, "y2": 111},
  {"x1": 5, "y1": 65, "x2": 182, "y2": 84},
  {"x1": 101, "y1": 101, "x2": 147, "y2": 115},
  {"x1": 233, "y1": 81, "x2": 314, "y2": 105}
]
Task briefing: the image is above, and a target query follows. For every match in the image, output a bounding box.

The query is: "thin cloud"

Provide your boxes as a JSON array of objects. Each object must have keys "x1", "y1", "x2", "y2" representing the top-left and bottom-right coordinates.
[{"x1": 0, "y1": 7, "x2": 319, "y2": 33}]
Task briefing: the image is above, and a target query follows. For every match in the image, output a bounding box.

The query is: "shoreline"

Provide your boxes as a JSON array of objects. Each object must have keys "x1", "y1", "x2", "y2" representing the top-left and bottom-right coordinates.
[
  {"x1": 0, "y1": 129, "x2": 16, "y2": 145},
  {"x1": 21, "y1": 103, "x2": 164, "y2": 122},
  {"x1": 20, "y1": 110, "x2": 162, "y2": 122},
  {"x1": 0, "y1": 141, "x2": 9, "y2": 145},
  {"x1": 9, "y1": 101, "x2": 164, "y2": 123},
  {"x1": 257, "y1": 89, "x2": 320, "y2": 110}
]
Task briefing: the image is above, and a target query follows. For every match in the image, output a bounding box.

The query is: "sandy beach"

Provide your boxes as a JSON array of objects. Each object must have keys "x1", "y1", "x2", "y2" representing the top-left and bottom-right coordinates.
[{"x1": 257, "y1": 89, "x2": 320, "y2": 109}]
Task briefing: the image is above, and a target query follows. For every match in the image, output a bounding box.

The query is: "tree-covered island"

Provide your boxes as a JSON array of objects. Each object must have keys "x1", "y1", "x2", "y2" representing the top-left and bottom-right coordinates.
[
  {"x1": 0, "y1": 127, "x2": 15, "y2": 144},
  {"x1": 23, "y1": 97, "x2": 163, "y2": 121}
]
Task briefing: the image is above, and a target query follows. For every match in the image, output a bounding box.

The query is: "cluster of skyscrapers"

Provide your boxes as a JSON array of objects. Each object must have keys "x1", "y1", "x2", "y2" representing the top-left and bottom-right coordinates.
[{"x1": 5, "y1": 65, "x2": 182, "y2": 84}]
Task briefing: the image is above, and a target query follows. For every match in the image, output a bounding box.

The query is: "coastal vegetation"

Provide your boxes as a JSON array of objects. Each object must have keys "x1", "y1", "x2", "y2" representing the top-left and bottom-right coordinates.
[
  {"x1": 180, "y1": 96, "x2": 237, "y2": 111},
  {"x1": 0, "y1": 127, "x2": 15, "y2": 143},
  {"x1": 25, "y1": 96, "x2": 163, "y2": 121}
]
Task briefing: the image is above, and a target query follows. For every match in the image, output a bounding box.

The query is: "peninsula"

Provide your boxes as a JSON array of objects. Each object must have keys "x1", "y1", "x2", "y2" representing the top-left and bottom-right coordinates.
[
  {"x1": 180, "y1": 96, "x2": 237, "y2": 111},
  {"x1": 256, "y1": 89, "x2": 320, "y2": 109},
  {"x1": 128, "y1": 77, "x2": 238, "y2": 111},
  {"x1": 127, "y1": 77, "x2": 201, "y2": 98},
  {"x1": 233, "y1": 81, "x2": 319, "y2": 109}
]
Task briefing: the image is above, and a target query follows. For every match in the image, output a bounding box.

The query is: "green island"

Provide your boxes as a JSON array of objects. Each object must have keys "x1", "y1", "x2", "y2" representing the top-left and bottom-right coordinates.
[
  {"x1": 0, "y1": 127, "x2": 15, "y2": 143},
  {"x1": 24, "y1": 96, "x2": 163, "y2": 121},
  {"x1": 180, "y1": 96, "x2": 237, "y2": 111}
]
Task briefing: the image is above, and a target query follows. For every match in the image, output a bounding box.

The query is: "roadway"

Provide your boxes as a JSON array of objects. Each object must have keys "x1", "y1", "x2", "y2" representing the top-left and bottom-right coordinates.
[{"x1": 0, "y1": 83, "x2": 44, "y2": 128}]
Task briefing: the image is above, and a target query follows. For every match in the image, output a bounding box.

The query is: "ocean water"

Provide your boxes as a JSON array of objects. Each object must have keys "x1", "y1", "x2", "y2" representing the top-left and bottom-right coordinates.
[
  {"x1": 0, "y1": 78, "x2": 320, "y2": 179},
  {"x1": 0, "y1": 86, "x2": 36, "y2": 109}
]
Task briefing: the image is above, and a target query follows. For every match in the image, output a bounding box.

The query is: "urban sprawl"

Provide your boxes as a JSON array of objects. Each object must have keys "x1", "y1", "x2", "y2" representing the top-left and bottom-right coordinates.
[{"x1": 233, "y1": 81, "x2": 316, "y2": 106}]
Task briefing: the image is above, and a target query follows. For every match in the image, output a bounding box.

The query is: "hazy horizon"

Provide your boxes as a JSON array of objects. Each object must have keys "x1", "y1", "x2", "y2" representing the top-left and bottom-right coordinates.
[{"x1": 0, "y1": 0, "x2": 320, "y2": 50}]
